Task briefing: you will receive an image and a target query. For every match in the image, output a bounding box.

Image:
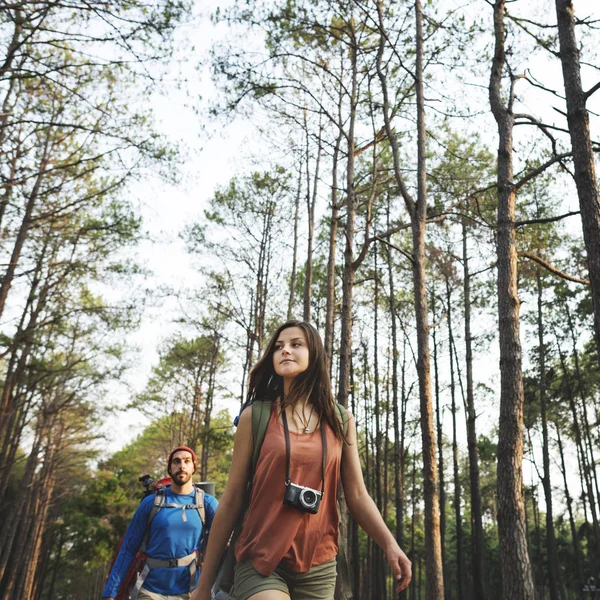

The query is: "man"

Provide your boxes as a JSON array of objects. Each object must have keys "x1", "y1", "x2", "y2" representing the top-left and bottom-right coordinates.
[{"x1": 103, "y1": 446, "x2": 218, "y2": 600}]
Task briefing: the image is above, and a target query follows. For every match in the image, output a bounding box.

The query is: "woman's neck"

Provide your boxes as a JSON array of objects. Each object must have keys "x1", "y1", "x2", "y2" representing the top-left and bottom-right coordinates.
[{"x1": 281, "y1": 387, "x2": 309, "y2": 409}]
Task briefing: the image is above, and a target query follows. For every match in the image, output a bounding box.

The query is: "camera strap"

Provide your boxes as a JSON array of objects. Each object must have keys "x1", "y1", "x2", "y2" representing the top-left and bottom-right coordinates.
[{"x1": 282, "y1": 407, "x2": 326, "y2": 494}]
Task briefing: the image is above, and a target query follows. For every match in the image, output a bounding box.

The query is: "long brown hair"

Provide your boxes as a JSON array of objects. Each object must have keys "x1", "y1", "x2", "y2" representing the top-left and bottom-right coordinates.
[{"x1": 245, "y1": 320, "x2": 347, "y2": 442}]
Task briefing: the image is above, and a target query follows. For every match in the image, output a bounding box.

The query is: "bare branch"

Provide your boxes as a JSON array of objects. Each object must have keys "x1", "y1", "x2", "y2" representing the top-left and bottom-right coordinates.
[
  {"x1": 584, "y1": 80, "x2": 600, "y2": 101},
  {"x1": 518, "y1": 252, "x2": 589, "y2": 285},
  {"x1": 515, "y1": 210, "x2": 580, "y2": 227},
  {"x1": 375, "y1": 235, "x2": 414, "y2": 265},
  {"x1": 514, "y1": 152, "x2": 572, "y2": 190}
]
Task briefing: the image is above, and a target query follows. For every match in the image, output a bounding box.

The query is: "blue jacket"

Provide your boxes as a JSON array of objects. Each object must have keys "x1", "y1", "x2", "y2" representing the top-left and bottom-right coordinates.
[{"x1": 102, "y1": 488, "x2": 218, "y2": 597}]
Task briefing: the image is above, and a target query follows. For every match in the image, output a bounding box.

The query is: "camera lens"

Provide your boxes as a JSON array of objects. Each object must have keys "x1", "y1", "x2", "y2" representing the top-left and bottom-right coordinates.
[{"x1": 300, "y1": 489, "x2": 317, "y2": 508}]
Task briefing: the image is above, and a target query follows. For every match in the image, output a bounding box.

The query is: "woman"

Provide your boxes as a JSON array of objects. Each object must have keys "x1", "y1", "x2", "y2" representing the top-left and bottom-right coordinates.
[{"x1": 192, "y1": 320, "x2": 411, "y2": 600}]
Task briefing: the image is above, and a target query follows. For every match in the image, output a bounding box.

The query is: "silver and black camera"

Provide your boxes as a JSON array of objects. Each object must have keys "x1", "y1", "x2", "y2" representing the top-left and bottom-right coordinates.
[{"x1": 284, "y1": 482, "x2": 322, "y2": 514}]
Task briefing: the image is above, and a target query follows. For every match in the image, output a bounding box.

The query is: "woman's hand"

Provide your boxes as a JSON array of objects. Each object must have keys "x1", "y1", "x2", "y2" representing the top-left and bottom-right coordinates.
[{"x1": 386, "y1": 544, "x2": 412, "y2": 594}]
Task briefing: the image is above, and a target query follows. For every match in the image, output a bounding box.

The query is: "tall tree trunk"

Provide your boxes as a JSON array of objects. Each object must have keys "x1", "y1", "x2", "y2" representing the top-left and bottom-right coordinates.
[
  {"x1": 201, "y1": 335, "x2": 219, "y2": 481},
  {"x1": 461, "y1": 221, "x2": 486, "y2": 599},
  {"x1": 45, "y1": 525, "x2": 65, "y2": 600},
  {"x1": 337, "y1": 20, "x2": 357, "y2": 409},
  {"x1": 362, "y1": 342, "x2": 373, "y2": 597},
  {"x1": 526, "y1": 467, "x2": 544, "y2": 600},
  {"x1": 376, "y1": 2, "x2": 444, "y2": 596},
  {"x1": 565, "y1": 304, "x2": 600, "y2": 534},
  {"x1": 489, "y1": 1, "x2": 536, "y2": 597},
  {"x1": 555, "y1": 0, "x2": 600, "y2": 359},
  {"x1": 536, "y1": 271, "x2": 563, "y2": 600},
  {"x1": 431, "y1": 292, "x2": 447, "y2": 596},
  {"x1": 373, "y1": 244, "x2": 386, "y2": 597},
  {"x1": 0, "y1": 133, "x2": 50, "y2": 321},
  {"x1": 324, "y1": 68, "x2": 345, "y2": 369},
  {"x1": 412, "y1": 4, "x2": 444, "y2": 597},
  {"x1": 446, "y1": 280, "x2": 464, "y2": 600},
  {"x1": 335, "y1": 32, "x2": 357, "y2": 600},
  {"x1": 386, "y1": 201, "x2": 406, "y2": 555},
  {"x1": 303, "y1": 112, "x2": 322, "y2": 322},
  {"x1": 399, "y1": 337, "x2": 408, "y2": 600},
  {"x1": 555, "y1": 424, "x2": 584, "y2": 595},
  {"x1": 553, "y1": 321, "x2": 600, "y2": 547},
  {"x1": 288, "y1": 163, "x2": 302, "y2": 320},
  {"x1": 410, "y1": 451, "x2": 418, "y2": 600}
]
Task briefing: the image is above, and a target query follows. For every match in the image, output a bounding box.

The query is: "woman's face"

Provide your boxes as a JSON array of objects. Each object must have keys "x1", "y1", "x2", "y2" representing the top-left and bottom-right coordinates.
[{"x1": 273, "y1": 326, "x2": 310, "y2": 381}]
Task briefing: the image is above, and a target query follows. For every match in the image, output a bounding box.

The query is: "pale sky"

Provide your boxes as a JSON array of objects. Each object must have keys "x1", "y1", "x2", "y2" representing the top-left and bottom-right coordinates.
[{"x1": 102, "y1": 0, "x2": 600, "y2": 456}]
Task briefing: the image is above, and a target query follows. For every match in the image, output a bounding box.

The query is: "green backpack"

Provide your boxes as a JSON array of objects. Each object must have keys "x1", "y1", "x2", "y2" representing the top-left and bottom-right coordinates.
[{"x1": 211, "y1": 400, "x2": 353, "y2": 599}]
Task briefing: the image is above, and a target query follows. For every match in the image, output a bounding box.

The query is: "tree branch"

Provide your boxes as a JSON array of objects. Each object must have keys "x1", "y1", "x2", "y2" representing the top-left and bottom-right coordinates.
[
  {"x1": 518, "y1": 252, "x2": 589, "y2": 285},
  {"x1": 515, "y1": 210, "x2": 580, "y2": 226},
  {"x1": 584, "y1": 80, "x2": 600, "y2": 101},
  {"x1": 375, "y1": 235, "x2": 414, "y2": 265},
  {"x1": 514, "y1": 152, "x2": 572, "y2": 190}
]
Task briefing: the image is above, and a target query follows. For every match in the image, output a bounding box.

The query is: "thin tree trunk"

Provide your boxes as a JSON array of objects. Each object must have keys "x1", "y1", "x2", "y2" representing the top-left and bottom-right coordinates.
[
  {"x1": 45, "y1": 525, "x2": 65, "y2": 600},
  {"x1": 489, "y1": 1, "x2": 536, "y2": 596},
  {"x1": 553, "y1": 321, "x2": 600, "y2": 548},
  {"x1": 461, "y1": 221, "x2": 486, "y2": 599},
  {"x1": 536, "y1": 271, "x2": 563, "y2": 600},
  {"x1": 555, "y1": 0, "x2": 600, "y2": 359},
  {"x1": 413, "y1": 4, "x2": 444, "y2": 597},
  {"x1": 373, "y1": 244, "x2": 386, "y2": 597},
  {"x1": 303, "y1": 112, "x2": 322, "y2": 322},
  {"x1": 431, "y1": 291, "x2": 447, "y2": 596},
  {"x1": 0, "y1": 133, "x2": 50, "y2": 321},
  {"x1": 565, "y1": 304, "x2": 600, "y2": 536},
  {"x1": 410, "y1": 450, "x2": 418, "y2": 600},
  {"x1": 375, "y1": 3, "x2": 444, "y2": 595},
  {"x1": 399, "y1": 338, "x2": 408, "y2": 600},
  {"x1": 334, "y1": 26, "x2": 357, "y2": 599},
  {"x1": 446, "y1": 280, "x2": 464, "y2": 600},
  {"x1": 324, "y1": 65, "x2": 345, "y2": 369},
  {"x1": 555, "y1": 424, "x2": 584, "y2": 596},
  {"x1": 386, "y1": 200, "x2": 405, "y2": 555},
  {"x1": 288, "y1": 163, "x2": 302, "y2": 319},
  {"x1": 337, "y1": 20, "x2": 357, "y2": 409}
]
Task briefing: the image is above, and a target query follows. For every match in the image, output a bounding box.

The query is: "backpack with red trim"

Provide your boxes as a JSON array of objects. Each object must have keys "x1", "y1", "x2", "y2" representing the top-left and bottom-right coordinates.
[{"x1": 109, "y1": 475, "x2": 213, "y2": 600}]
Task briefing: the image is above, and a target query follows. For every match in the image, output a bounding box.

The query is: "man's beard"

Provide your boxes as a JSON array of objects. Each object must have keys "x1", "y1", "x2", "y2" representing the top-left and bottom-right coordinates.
[{"x1": 173, "y1": 471, "x2": 192, "y2": 484}]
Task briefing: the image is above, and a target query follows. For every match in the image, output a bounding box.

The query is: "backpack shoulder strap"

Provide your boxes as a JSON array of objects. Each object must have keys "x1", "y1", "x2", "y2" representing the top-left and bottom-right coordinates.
[
  {"x1": 336, "y1": 403, "x2": 350, "y2": 436},
  {"x1": 194, "y1": 485, "x2": 206, "y2": 525},
  {"x1": 251, "y1": 399, "x2": 272, "y2": 476},
  {"x1": 194, "y1": 485, "x2": 209, "y2": 559},
  {"x1": 141, "y1": 485, "x2": 167, "y2": 553}
]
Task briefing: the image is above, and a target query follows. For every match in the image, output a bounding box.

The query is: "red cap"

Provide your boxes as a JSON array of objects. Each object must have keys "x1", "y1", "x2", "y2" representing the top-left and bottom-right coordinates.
[{"x1": 168, "y1": 446, "x2": 197, "y2": 473}]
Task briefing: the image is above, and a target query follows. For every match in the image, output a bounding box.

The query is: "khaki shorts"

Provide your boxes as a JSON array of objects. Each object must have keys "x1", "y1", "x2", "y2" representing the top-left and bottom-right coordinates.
[
  {"x1": 233, "y1": 558, "x2": 337, "y2": 600},
  {"x1": 137, "y1": 588, "x2": 191, "y2": 600}
]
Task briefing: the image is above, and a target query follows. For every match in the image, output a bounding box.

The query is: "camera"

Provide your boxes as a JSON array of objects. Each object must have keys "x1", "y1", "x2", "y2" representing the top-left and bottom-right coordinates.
[
  {"x1": 283, "y1": 482, "x2": 322, "y2": 514},
  {"x1": 139, "y1": 474, "x2": 154, "y2": 497}
]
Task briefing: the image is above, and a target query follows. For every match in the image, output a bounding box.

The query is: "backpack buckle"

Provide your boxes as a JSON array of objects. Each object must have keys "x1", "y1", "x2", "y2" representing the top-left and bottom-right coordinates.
[{"x1": 169, "y1": 558, "x2": 178, "y2": 568}]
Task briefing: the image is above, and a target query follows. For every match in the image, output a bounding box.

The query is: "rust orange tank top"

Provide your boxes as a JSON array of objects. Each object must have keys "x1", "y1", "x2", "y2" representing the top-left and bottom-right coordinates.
[{"x1": 234, "y1": 401, "x2": 342, "y2": 575}]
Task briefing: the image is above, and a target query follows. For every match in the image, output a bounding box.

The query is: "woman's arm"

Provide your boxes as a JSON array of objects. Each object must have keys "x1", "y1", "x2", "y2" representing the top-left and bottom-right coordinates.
[
  {"x1": 341, "y1": 410, "x2": 412, "y2": 594},
  {"x1": 191, "y1": 406, "x2": 254, "y2": 600}
]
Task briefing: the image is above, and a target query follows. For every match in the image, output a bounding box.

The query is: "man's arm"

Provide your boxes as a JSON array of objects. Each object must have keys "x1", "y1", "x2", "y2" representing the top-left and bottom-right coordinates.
[{"x1": 101, "y1": 495, "x2": 153, "y2": 599}]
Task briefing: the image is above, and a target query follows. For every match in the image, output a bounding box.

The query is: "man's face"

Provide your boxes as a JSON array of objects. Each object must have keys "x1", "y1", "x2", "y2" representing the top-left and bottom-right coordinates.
[{"x1": 170, "y1": 450, "x2": 194, "y2": 485}]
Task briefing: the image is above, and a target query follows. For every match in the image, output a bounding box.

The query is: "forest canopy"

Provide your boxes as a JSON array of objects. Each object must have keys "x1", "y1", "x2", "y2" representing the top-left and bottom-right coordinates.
[{"x1": 1, "y1": 0, "x2": 600, "y2": 599}]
